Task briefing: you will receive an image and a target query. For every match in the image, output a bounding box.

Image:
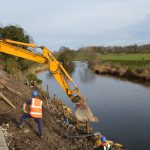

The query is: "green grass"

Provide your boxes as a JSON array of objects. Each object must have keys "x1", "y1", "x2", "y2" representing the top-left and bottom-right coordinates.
[
  {"x1": 101, "y1": 53, "x2": 150, "y2": 61},
  {"x1": 101, "y1": 54, "x2": 150, "y2": 70}
]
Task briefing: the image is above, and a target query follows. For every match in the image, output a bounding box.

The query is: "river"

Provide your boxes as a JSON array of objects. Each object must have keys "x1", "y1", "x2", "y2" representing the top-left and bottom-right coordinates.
[{"x1": 37, "y1": 61, "x2": 150, "y2": 150}]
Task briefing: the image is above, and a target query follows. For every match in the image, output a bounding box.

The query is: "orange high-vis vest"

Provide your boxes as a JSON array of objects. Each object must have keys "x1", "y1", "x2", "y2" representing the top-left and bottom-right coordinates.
[{"x1": 30, "y1": 98, "x2": 43, "y2": 118}]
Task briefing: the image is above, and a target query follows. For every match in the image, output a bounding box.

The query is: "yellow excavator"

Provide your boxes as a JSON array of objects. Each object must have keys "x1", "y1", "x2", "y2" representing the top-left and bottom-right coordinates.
[{"x1": 0, "y1": 39, "x2": 97, "y2": 122}]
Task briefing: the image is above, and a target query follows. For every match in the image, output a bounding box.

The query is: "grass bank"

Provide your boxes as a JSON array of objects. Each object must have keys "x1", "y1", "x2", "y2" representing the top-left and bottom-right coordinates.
[
  {"x1": 101, "y1": 53, "x2": 150, "y2": 70},
  {"x1": 89, "y1": 53, "x2": 150, "y2": 80}
]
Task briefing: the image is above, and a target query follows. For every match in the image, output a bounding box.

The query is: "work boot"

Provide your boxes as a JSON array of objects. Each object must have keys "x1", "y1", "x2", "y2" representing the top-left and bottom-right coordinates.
[
  {"x1": 40, "y1": 135, "x2": 44, "y2": 139},
  {"x1": 18, "y1": 125, "x2": 23, "y2": 130}
]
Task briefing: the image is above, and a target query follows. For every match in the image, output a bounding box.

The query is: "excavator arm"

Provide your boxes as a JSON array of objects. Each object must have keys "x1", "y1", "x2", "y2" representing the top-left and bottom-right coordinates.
[
  {"x1": 0, "y1": 39, "x2": 97, "y2": 122},
  {"x1": 0, "y1": 39, "x2": 46, "y2": 64}
]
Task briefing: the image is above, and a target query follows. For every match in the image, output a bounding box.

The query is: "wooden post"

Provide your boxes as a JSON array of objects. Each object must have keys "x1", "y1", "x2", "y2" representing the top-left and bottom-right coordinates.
[
  {"x1": 36, "y1": 86, "x2": 49, "y2": 108},
  {"x1": 86, "y1": 122, "x2": 90, "y2": 133},
  {"x1": 54, "y1": 93, "x2": 56, "y2": 100},
  {"x1": 0, "y1": 93, "x2": 16, "y2": 109},
  {"x1": 46, "y1": 85, "x2": 50, "y2": 100},
  {"x1": 25, "y1": 78, "x2": 29, "y2": 86},
  {"x1": 0, "y1": 80, "x2": 23, "y2": 98}
]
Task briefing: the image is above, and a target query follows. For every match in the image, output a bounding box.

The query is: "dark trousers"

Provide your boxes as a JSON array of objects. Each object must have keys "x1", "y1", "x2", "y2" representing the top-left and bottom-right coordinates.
[{"x1": 18, "y1": 113, "x2": 43, "y2": 136}]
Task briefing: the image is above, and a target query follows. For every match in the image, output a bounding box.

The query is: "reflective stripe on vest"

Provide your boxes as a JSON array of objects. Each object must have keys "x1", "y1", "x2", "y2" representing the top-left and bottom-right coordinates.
[
  {"x1": 30, "y1": 98, "x2": 42, "y2": 118},
  {"x1": 102, "y1": 142, "x2": 111, "y2": 150}
]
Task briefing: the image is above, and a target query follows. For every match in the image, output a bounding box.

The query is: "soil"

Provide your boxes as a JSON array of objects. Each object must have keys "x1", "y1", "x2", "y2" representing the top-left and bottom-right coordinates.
[
  {"x1": 0, "y1": 69, "x2": 126, "y2": 150},
  {"x1": 0, "y1": 69, "x2": 94, "y2": 150}
]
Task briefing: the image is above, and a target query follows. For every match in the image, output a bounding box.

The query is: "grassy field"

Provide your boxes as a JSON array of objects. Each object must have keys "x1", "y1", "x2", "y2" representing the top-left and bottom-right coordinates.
[
  {"x1": 73, "y1": 52, "x2": 150, "y2": 70},
  {"x1": 101, "y1": 53, "x2": 150, "y2": 70},
  {"x1": 101, "y1": 53, "x2": 150, "y2": 61}
]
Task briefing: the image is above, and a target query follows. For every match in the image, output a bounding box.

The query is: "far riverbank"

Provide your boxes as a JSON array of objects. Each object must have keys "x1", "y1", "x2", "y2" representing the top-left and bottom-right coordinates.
[{"x1": 89, "y1": 62, "x2": 150, "y2": 81}]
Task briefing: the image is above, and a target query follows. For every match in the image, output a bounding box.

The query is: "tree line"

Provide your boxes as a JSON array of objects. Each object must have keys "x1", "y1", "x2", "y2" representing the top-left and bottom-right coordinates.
[
  {"x1": 1, "y1": 24, "x2": 150, "y2": 76},
  {"x1": 0, "y1": 25, "x2": 35, "y2": 76},
  {"x1": 0, "y1": 25, "x2": 75, "y2": 75},
  {"x1": 77, "y1": 44, "x2": 150, "y2": 54}
]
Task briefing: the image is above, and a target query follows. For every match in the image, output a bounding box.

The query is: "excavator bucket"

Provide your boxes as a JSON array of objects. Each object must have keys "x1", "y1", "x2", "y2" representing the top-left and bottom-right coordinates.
[{"x1": 75, "y1": 96, "x2": 98, "y2": 122}]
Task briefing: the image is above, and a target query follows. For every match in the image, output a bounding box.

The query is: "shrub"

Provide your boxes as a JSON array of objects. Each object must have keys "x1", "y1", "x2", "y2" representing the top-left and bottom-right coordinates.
[
  {"x1": 5, "y1": 57, "x2": 21, "y2": 76},
  {"x1": 26, "y1": 73, "x2": 37, "y2": 82},
  {"x1": 26, "y1": 73, "x2": 42, "y2": 85},
  {"x1": 36, "y1": 79, "x2": 42, "y2": 85}
]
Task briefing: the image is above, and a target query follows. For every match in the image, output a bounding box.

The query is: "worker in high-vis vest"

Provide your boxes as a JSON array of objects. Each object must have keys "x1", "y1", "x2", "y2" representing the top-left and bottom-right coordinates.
[
  {"x1": 18, "y1": 90, "x2": 44, "y2": 138},
  {"x1": 94, "y1": 136, "x2": 111, "y2": 150}
]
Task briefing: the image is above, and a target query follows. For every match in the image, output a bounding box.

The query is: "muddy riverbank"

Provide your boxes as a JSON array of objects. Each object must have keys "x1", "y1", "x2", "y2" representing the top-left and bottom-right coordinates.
[
  {"x1": 89, "y1": 63, "x2": 150, "y2": 80},
  {"x1": 0, "y1": 69, "x2": 125, "y2": 150},
  {"x1": 37, "y1": 61, "x2": 150, "y2": 150},
  {"x1": 0, "y1": 69, "x2": 92, "y2": 150}
]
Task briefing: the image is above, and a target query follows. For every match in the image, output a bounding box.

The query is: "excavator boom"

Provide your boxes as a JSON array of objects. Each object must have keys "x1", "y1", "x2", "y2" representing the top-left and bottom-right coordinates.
[
  {"x1": 0, "y1": 40, "x2": 46, "y2": 64},
  {"x1": 0, "y1": 39, "x2": 97, "y2": 122}
]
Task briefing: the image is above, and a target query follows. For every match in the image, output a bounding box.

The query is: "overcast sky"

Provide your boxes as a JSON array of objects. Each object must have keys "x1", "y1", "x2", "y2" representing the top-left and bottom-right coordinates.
[{"x1": 0, "y1": 0, "x2": 150, "y2": 50}]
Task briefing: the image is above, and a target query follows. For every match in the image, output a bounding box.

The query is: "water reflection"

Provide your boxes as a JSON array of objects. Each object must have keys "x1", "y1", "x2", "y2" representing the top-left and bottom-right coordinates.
[
  {"x1": 78, "y1": 68, "x2": 96, "y2": 82},
  {"x1": 63, "y1": 61, "x2": 76, "y2": 75},
  {"x1": 97, "y1": 74, "x2": 150, "y2": 89},
  {"x1": 37, "y1": 61, "x2": 150, "y2": 150},
  {"x1": 77, "y1": 62, "x2": 96, "y2": 83},
  {"x1": 46, "y1": 71, "x2": 52, "y2": 79}
]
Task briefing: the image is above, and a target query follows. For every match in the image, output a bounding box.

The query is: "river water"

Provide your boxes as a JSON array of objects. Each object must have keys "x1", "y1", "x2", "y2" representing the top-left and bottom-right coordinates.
[{"x1": 37, "y1": 61, "x2": 150, "y2": 150}]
